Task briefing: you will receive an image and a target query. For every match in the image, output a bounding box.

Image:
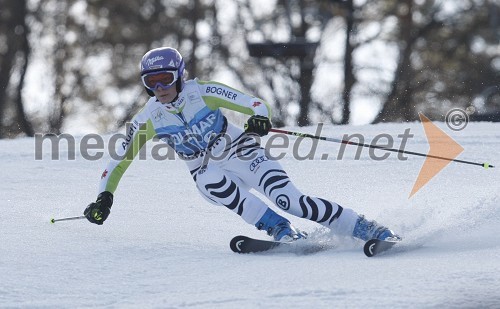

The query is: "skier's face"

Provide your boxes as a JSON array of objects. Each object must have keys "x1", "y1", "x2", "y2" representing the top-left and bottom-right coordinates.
[{"x1": 153, "y1": 86, "x2": 178, "y2": 104}]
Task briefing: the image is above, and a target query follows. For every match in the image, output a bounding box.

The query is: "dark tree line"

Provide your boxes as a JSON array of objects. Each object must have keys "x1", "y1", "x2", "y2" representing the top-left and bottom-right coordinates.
[
  {"x1": 0, "y1": 0, "x2": 33, "y2": 136},
  {"x1": 0, "y1": 0, "x2": 498, "y2": 138},
  {"x1": 374, "y1": 0, "x2": 500, "y2": 122}
]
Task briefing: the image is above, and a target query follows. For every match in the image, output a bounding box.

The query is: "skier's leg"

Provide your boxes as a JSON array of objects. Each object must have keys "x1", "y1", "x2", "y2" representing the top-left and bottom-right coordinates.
[
  {"x1": 225, "y1": 148, "x2": 400, "y2": 241},
  {"x1": 194, "y1": 164, "x2": 266, "y2": 225},
  {"x1": 194, "y1": 164, "x2": 305, "y2": 241}
]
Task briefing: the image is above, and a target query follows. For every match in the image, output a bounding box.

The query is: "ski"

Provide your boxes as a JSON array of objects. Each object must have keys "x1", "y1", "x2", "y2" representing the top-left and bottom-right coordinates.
[
  {"x1": 230, "y1": 235, "x2": 285, "y2": 253},
  {"x1": 231, "y1": 235, "x2": 401, "y2": 256},
  {"x1": 230, "y1": 235, "x2": 335, "y2": 254},
  {"x1": 363, "y1": 239, "x2": 400, "y2": 257}
]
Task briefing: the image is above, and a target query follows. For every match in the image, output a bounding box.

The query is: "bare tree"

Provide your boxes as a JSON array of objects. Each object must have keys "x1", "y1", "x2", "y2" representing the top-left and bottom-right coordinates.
[
  {"x1": 340, "y1": 0, "x2": 355, "y2": 125},
  {"x1": 374, "y1": 0, "x2": 499, "y2": 123},
  {"x1": 0, "y1": 0, "x2": 33, "y2": 137},
  {"x1": 14, "y1": 0, "x2": 33, "y2": 136}
]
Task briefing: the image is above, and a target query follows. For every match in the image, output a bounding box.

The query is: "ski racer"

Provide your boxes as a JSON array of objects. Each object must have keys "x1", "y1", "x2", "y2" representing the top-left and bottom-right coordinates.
[{"x1": 84, "y1": 47, "x2": 402, "y2": 243}]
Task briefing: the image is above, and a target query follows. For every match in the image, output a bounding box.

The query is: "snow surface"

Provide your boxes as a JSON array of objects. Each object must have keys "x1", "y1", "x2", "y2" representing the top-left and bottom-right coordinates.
[{"x1": 1, "y1": 121, "x2": 499, "y2": 308}]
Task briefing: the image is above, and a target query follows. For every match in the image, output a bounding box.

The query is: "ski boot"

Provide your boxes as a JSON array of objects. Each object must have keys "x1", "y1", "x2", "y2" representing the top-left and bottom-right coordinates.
[
  {"x1": 352, "y1": 215, "x2": 402, "y2": 242},
  {"x1": 255, "y1": 208, "x2": 307, "y2": 242}
]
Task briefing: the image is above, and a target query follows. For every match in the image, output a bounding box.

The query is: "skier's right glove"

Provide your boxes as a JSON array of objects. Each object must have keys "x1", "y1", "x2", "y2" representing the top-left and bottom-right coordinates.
[{"x1": 84, "y1": 191, "x2": 113, "y2": 225}]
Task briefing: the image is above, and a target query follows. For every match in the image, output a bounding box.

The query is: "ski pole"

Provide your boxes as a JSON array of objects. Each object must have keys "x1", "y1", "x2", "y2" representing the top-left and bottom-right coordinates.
[
  {"x1": 50, "y1": 215, "x2": 86, "y2": 224},
  {"x1": 269, "y1": 128, "x2": 494, "y2": 169}
]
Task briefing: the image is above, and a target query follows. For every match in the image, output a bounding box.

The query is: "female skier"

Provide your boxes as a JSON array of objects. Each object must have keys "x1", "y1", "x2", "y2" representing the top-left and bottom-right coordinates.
[{"x1": 84, "y1": 47, "x2": 401, "y2": 243}]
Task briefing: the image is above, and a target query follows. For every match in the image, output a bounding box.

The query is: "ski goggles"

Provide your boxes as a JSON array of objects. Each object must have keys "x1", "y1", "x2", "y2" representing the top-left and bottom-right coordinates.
[{"x1": 141, "y1": 70, "x2": 178, "y2": 90}]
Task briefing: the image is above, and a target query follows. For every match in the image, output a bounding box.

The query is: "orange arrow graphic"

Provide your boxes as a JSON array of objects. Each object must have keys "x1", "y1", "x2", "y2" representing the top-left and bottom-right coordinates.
[{"x1": 409, "y1": 113, "x2": 464, "y2": 198}]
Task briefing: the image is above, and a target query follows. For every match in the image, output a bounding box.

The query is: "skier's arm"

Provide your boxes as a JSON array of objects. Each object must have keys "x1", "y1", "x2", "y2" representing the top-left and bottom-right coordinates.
[
  {"x1": 99, "y1": 118, "x2": 156, "y2": 194},
  {"x1": 197, "y1": 80, "x2": 272, "y2": 118},
  {"x1": 85, "y1": 115, "x2": 155, "y2": 225}
]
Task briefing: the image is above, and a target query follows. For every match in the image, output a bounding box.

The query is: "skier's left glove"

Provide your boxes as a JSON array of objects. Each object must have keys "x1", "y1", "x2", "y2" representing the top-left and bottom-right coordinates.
[
  {"x1": 84, "y1": 191, "x2": 113, "y2": 225},
  {"x1": 245, "y1": 115, "x2": 272, "y2": 136}
]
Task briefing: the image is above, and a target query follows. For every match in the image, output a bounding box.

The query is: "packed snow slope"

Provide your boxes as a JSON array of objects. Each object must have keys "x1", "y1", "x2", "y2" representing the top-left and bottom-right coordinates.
[{"x1": 1, "y1": 121, "x2": 499, "y2": 308}]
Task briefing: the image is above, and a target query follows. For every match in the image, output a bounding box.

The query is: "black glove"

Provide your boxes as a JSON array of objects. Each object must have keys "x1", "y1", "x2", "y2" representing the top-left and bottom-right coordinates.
[
  {"x1": 84, "y1": 191, "x2": 113, "y2": 225},
  {"x1": 245, "y1": 115, "x2": 272, "y2": 136}
]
